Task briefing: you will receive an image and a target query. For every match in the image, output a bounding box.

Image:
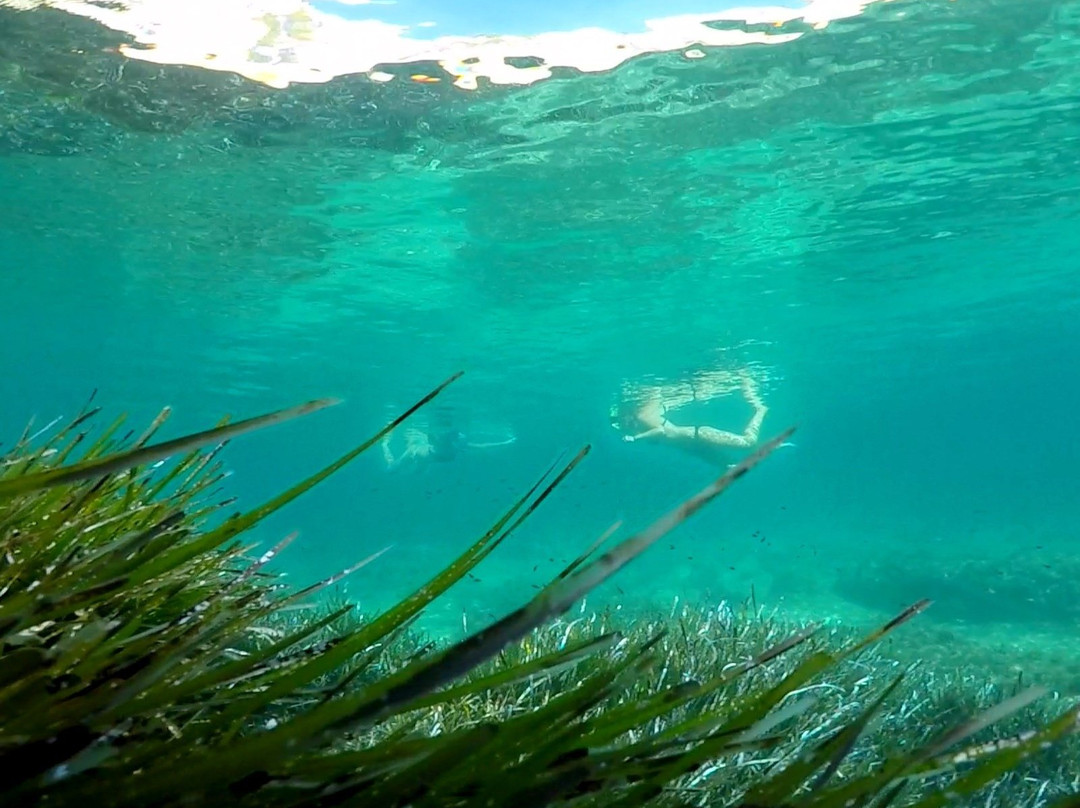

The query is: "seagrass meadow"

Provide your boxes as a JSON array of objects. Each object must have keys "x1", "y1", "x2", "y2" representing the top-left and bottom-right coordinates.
[{"x1": 1, "y1": 377, "x2": 1079, "y2": 808}]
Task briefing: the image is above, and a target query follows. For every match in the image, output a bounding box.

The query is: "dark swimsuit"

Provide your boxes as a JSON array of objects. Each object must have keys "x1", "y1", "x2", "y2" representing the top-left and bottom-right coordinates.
[
  {"x1": 429, "y1": 430, "x2": 466, "y2": 462},
  {"x1": 658, "y1": 403, "x2": 700, "y2": 438}
]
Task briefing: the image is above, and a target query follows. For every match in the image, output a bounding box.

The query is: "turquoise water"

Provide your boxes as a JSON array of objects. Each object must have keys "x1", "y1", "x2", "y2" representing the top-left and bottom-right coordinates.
[{"x1": 2, "y1": 0, "x2": 1079, "y2": 657}]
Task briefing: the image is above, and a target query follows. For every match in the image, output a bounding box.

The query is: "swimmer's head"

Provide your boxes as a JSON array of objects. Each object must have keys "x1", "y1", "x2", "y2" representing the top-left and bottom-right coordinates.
[
  {"x1": 609, "y1": 403, "x2": 638, "y2": 433},
  {"x1": 431, "y1": 429, "x2": 466, "y2": 461}
]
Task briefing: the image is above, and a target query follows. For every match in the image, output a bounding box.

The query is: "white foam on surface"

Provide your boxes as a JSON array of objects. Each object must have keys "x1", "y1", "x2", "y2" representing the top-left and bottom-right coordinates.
[{"x1": 6, "y1": 0, "x2": 888, "y2": 90}]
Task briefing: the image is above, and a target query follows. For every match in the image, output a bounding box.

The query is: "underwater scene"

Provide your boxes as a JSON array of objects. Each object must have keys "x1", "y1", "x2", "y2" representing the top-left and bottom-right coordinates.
[{"x1": 2, "y1": 0, "x2": 1080, "y2": 805}]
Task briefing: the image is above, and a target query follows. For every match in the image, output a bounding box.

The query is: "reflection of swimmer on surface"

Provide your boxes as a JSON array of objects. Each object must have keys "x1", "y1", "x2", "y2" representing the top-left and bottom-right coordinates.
[
  {"x1": 611, "y1": 369, "x2": 783, "y2": 468},
  {"x1": 380, "y1": 408, "x2": 516, "y2": 472}
]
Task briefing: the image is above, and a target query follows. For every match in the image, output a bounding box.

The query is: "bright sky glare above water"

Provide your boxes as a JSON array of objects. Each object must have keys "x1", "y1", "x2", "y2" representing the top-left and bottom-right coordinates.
[{"x1": 7, "y1": 0, "x2": 885, "y2": 89}]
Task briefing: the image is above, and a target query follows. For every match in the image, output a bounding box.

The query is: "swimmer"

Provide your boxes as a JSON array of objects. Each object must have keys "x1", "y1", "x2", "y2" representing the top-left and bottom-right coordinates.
[
  {"x1": 380, "y1": 409, "x2": 516, "y2": 472},
  {"x1": 611, "y1": 369, "x2": 779, "y2": 467}
]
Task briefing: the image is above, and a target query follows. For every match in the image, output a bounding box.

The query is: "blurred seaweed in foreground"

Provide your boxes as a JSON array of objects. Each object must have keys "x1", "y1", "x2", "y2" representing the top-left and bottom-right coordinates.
[{"x1": 1, "y1": 375, "x2": 1078, "y2": 807}]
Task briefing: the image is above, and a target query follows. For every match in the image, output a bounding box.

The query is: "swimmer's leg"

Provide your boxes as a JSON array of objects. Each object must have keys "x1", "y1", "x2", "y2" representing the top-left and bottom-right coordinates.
[
  {"x1": 696, "y1": 425, "x2": 757, "y2": 449},
  {"x1": 739, "y1": 373, "x2": 768, "y2": 444},
  {"x1": 695, "y1": 375, "x2": 769, "y2": 449}
]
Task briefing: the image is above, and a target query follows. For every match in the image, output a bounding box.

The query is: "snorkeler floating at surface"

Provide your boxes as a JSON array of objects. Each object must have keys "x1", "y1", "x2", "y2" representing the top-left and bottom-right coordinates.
[
  {"x1": 611, "y1": 369, "x2": 780, "y2": 468},
  {"x1": 380, "y1": 406, "x2": 517, "y2": 472}
]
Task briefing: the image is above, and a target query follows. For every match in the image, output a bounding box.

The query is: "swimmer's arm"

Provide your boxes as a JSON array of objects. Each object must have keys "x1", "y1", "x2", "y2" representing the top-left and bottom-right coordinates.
[
  {"x1": 623, "y1": 426, "x2": 665, "y2": 442},
  {"x1": 466, "y1": 437, "x2": 517, "y2": 448}
]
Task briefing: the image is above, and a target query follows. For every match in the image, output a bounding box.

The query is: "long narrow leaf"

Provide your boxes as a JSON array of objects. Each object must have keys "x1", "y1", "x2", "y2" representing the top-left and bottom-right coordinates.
[{"x1": 0, "y1": 398, "x2": 340, "y2": 498}]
